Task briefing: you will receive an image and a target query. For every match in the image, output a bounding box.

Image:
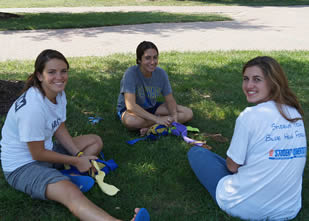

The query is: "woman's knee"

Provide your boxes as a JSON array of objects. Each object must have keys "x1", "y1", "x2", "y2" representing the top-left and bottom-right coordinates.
[
  {"x1": 94, "y1": 134, "x2": 103, "y2": 148},
  {"x1": 188, "y1": 146, "x2": 208, "y2": 160},
  {"x1": 184, "y1": 107, "x2": 193, "y2": 122},
  {"x1": 91, "y1": 134, "x2": 103, "y2": 154},
  {"x1": 178, "y1": 105, "x2": 193, "y2": 123},
  {"x1": 188, "y1": 146, "x2": 214, "y2": 169},
  {"x1": 122, "y1": 113, "x2": 144, "y2": 129}
]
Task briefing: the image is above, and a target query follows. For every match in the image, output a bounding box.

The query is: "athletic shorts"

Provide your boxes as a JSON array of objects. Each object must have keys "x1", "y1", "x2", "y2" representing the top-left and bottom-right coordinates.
[
  {"x1": 3, "y1": 142, "x2": 71, "y2": 200},
  {"x1": 117, "y1": 102, "x2": 163, "y2": 120}
]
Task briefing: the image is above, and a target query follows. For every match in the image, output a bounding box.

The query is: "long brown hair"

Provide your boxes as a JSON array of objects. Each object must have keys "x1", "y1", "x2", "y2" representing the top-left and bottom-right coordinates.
[
  {"x1": 243, "y1": 56, "x2": 304, "y2": 122},
  {"x1": 21, "y1": 49, "x2": 69, "y2": 96}
]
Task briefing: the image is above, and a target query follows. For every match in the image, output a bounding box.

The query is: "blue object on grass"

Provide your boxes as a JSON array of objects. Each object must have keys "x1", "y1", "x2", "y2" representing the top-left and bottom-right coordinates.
[
  {"x1": 61, "y1": 159, "x2": 118, "y2": 176},
  {"x1": 127, "y1": 124, "x2": 168, "y2": 145},
  {"x1": 62, "y1": 173, "x2": 95, "y2": 192},
  {"x1": 135, "y1": 208, "x2": 150, "y2": 221},
  {"x1": 99, "y1": 151, "x2": 105, "y2": 161},
  {"x1": 127, "y1": 137, "x2": 148, "y2": 145},
  {"x1": 88, "y1": 116, "x2": 103, "y2": 125}
]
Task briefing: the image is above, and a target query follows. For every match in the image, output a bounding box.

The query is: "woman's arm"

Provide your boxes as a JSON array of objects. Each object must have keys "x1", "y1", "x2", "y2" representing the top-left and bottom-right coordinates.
[
  {"x1": 226, "y1": 156, "x2": 241, "y2": 173},
  {"x1": 54, "y1": 122, "x2": 80, "y2": 156},
  {"x1": 125, "y1": 92, "x2": 159, "y2": 122},
  {"x1": 164, "y1": 93, "x2": 178, "y2": 122},
  {"x1": 125, "y1": 93, "x2": 173, "y2": 126},
  {"x1": 27, "y1": 141, "x2": 96, "y2": 172},
  {"x1": 28, "y1": 122, "x2": 97, "y2": 172}
]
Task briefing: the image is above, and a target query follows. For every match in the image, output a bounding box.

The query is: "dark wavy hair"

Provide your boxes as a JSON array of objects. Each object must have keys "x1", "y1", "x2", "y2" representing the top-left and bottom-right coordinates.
[
  {"x1": 243, "y1": 56, "x2": 304, "y2": 122},
  {"x1": 136, "y1": 41, "x2": 159, "y2": 64},
  {"x1": 21, "y1": 49, "x2": 69, "y2": 96}
]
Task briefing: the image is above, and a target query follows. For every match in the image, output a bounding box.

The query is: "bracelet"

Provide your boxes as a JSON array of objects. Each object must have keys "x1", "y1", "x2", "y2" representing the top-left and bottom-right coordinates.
[{"x1": 76, "y1": 151, "x2": 84, "y2": 157}]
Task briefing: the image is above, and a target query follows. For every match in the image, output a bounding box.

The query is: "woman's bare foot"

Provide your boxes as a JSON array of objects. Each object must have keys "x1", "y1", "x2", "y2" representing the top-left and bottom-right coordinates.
[
  {"x1": 140, "y1": 128, "x2": 149, "y2": 136},
  {"x1": 131, "y1": 208, "x2": 141, "y2": 221}
]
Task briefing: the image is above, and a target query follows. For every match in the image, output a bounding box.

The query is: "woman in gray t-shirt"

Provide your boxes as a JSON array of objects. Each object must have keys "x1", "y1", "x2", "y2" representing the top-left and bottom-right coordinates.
[{"x1": 117, "y1": 41, "x2": 193, "y2": 135}]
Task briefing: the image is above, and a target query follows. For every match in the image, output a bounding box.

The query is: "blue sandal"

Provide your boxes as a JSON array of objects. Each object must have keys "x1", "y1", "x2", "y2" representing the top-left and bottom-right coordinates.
[
  {"x1": 135, "y1": 208, "x2": 150, "y2": 221},
  {"x1": 62, "y1": 173, "x2": 95, "y2": 192}
]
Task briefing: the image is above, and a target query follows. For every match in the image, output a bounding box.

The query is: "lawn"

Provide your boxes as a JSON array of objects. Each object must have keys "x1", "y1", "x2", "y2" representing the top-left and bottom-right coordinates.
[
  {"x1": 0, "y1": 51, "x2": 308, "y2": 220},
  {"x1": 0, "y1": 0, "x2": 309, "y2": 7},
  {"x1": 0, "y1": 12, "x2": 231, "y2": 31}
]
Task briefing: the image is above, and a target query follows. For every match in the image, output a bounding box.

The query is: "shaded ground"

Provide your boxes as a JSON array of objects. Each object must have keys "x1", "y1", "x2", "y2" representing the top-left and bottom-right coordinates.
[
  {"x1": 0, "y1": 80, "x2": 24, "y2": 115},
  {"x1": 0, "y1": 12, "x2": 21, "y2": 19}
]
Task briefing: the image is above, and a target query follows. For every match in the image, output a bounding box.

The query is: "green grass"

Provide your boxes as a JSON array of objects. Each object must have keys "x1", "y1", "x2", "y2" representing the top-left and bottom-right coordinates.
[
  {"x1": 0, "y1": 51, "x2": 308, "y2": 220},
  {"x1": 1, "y1": 0, "x2": 309, "y2": 7},
  {"x1": 0, "y1": 12, "x2": 231, "y2": 31}
]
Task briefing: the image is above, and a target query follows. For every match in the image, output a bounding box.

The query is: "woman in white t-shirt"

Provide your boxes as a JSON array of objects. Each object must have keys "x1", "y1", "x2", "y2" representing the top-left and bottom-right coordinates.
[
  {"x1": 0, "y1": 49, "x2": 146, "y2": 221},
  {"x1": 188, "y1": 56, "x2": 307, "y2": 220}
]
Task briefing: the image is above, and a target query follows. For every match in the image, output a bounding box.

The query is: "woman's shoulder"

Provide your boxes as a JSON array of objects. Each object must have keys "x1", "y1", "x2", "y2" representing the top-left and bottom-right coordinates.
[
  {"x1": 125, "y1": 65, "x2": 139, "y2": 73},
  {"x1": 238, "y1": 101, "x2": 277, "y2": 120},
  {"x1": 154, "y1": 66, "x2": 166, "y2": 73},
  {"x1": 153, "y1": 67, "x2": 168, "y2": 79},
  {"x1": 13, "y1": 87, "x2": 45, "y2": 115},
  {"x1": 122, "y1": 65, "x2": 140, "y2": 78},
  {"x1": 28, "y1": 87, "x2": 45, "y2": 101}
]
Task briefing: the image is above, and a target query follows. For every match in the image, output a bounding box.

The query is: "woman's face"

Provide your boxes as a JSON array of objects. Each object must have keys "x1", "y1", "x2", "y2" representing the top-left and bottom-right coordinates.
[
  {"x1": 37, "y1": 58, "x2": 68, "y2": 102},
  {"x1": 139, "y1": 48, "x2": 158, "y2": 76},
  {"x1": 242, "y1": 65, "x2": 271, "y2": 104}
]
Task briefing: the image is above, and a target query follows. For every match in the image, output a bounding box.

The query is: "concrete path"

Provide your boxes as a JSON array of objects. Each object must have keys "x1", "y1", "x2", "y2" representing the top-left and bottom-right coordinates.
[{"x1": 1, "y1": 6, "x2": 309, "y2": 61}]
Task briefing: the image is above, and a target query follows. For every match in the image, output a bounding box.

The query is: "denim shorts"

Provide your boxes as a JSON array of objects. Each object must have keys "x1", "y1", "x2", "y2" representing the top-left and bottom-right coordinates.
[{"x1": 117, "y1": 102, "x2": 163, "y2": 120}]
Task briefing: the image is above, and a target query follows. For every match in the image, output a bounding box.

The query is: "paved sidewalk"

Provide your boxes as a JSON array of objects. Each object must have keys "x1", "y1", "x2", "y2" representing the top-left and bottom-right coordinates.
[{"x1": 1, "y1": 6, "x2": 309, "y2": 61}]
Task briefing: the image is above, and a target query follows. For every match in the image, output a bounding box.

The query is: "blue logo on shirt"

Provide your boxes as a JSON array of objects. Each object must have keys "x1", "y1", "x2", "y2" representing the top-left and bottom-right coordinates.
[
  {"x1": 51, "y1": 118, "x2": 61, "y2": 130},
  {"x1": 15, "y1": 92, "x2": 27, "y2": 112},
  {"x1": 269, "y1": 147, "x2": 307, "y2": 160}
]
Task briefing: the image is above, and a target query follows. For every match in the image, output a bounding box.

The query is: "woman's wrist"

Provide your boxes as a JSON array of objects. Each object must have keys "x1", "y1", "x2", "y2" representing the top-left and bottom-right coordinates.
[{"x1": 75, "y1": 151, "x2": 84, "y2": 157}]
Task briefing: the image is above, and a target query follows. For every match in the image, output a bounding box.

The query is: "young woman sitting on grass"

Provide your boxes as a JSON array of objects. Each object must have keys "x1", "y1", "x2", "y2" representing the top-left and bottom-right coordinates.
[
  {"x1": 188, "y1": 56, "x2": 307, "y2": 220},
  {"x1": 116, "y1": 41, "x2": 193, "y2": 135},
  {"x1": 0, "y1": 49, "x2": 147, "y2": 221}
]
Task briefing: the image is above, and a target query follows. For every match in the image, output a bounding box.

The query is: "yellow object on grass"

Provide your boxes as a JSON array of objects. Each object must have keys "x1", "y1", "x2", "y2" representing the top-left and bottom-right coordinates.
[
  {"x1": 91, "y1": 160, "x2": 120, "y2": 196},
  {"x1": 146, "y1": 124, "x2": 168, "y2": 136}
]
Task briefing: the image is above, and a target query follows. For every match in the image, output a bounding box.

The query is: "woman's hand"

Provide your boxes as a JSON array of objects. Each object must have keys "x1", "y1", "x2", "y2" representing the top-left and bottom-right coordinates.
[
  {"x1": 171, "y1": 113, "x2": 178, "y2": 123},
  {"x1": 226, "y1": 157, "x2": 240, "y2": 173},
  {"x1": 74, "y1": 155, "x2": 98, "y2": 173},
  {"x1": 155, "y1": 115, "x2": 173, "y2": 127}
]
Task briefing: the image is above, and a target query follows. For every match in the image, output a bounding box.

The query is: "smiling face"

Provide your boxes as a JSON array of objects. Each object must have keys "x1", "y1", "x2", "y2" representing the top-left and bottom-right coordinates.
[
  {"x1": 37, "y1": 58, "x2": 68, "y2": 103},
  {"x1": 242, "y1": 65, "x2": 271, "y2": 104},
  {"x1": 139, "y1": 48, "x2": 158, "y2": 77}
]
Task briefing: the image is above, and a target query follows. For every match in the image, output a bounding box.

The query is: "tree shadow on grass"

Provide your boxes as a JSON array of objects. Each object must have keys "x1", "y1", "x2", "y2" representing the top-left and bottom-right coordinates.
[{"x1": 0, "y1": 18, "x2": 266, "y2": 40}]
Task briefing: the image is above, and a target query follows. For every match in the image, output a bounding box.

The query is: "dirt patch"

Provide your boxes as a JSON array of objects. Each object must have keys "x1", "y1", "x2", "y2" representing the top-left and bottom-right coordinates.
[
  {"x1": 0, "y1": 80, "x2": 25, "y2": 116},
  {"x1": 0, "y1": 12, "x2": 22, "y2": 20}
]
